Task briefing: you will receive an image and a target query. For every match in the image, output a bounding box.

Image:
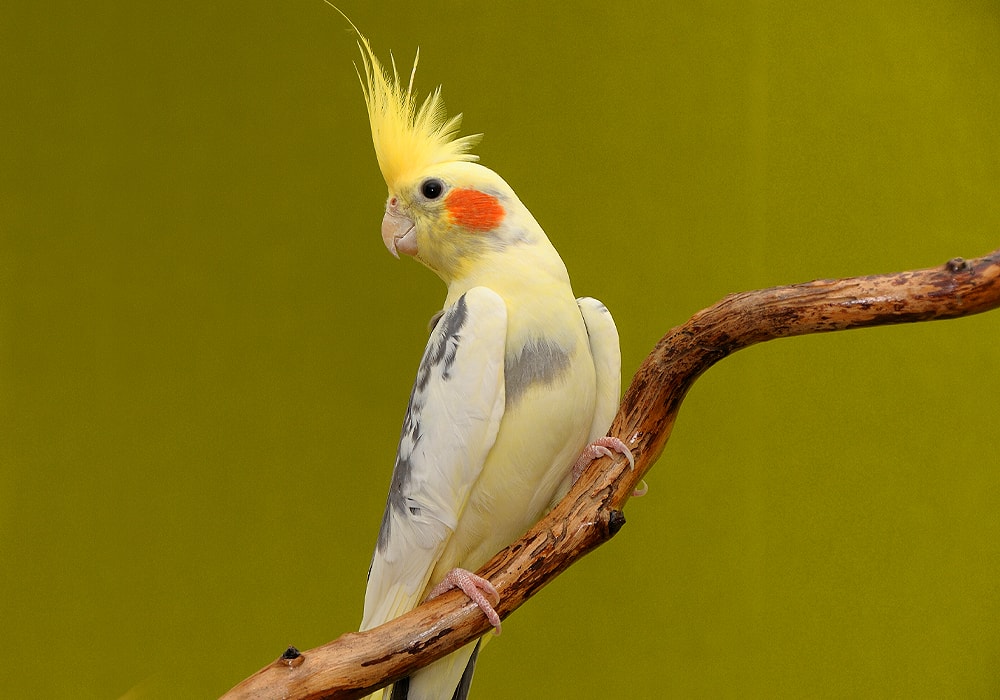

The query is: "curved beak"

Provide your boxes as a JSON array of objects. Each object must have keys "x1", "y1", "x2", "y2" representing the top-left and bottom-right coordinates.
[{"x1": 381, "y1": 210, "x2": 417, "y2": 259}]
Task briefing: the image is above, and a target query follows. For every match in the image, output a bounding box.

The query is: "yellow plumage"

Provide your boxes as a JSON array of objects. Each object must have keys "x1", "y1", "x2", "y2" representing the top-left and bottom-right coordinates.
[
  {"x1": 327, "y1": 6, "x2": 628, "y2": 699},
  {"x1": 333, "y1": 7, "x2": 481, "y2": 192}
]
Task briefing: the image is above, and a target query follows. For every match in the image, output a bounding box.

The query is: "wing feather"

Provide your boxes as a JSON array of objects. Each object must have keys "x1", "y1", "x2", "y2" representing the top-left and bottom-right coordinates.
[
  {"x1": 577, "y1": 297, "x2": 621, "y2": 443},
  {"x1": 362, "y1": 287, "x2": 507, "y2": 632}
]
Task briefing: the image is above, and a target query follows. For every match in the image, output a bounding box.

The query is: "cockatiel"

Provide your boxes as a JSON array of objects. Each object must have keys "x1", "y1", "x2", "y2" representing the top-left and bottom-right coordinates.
[{"x1": 340, "y1": 15, "x2": 632, "y2": 700}]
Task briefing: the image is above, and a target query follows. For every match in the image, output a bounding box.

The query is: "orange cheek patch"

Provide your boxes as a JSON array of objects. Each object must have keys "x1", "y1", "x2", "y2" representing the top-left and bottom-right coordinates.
[{"x1": 445, "y1": 188, "x2": 505, "y2": 231}]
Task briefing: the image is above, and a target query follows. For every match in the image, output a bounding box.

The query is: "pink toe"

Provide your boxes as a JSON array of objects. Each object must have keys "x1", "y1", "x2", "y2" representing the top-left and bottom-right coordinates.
[
  {"x1": 438, "y1": 568, "x2": 502, "y2": 632},
  {"x1": 572, "y1": 436, "x2": 636, "y2": 481}
]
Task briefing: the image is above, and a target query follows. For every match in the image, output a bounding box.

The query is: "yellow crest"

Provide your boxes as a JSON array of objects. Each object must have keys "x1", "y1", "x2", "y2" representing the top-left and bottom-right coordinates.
[{"x1": 328, "y1": 5, "x2": 481, "y2": 191}]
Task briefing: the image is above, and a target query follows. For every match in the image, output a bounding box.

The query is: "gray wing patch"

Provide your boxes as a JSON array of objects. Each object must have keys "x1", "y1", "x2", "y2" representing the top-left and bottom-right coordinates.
[
  {"x1": 504, "y1": 337, "x2": 572, "y2": 407},
  {"x1": 376, "y1": 295, "x2": 469, "y2": 554}
]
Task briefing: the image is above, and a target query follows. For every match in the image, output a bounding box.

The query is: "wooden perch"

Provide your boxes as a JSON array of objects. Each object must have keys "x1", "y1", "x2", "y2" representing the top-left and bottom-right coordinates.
[{"x1": 223, "y1": 249, "x2": 1000, "y2": 700}]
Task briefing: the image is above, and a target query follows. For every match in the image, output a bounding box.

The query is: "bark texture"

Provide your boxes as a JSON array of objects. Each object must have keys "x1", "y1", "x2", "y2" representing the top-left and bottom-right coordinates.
[{"x1": 222, "y1": 249, "x2": 1000, "y2": 700}]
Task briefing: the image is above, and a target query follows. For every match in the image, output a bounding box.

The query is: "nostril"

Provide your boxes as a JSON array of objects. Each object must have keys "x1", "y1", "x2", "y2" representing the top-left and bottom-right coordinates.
[{"x1": 389, "y1": 197, "x2": 398, "y2": 207}]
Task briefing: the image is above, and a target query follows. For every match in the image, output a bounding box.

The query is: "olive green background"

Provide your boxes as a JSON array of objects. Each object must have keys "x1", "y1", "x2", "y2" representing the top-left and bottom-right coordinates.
[{"x1": 2, "y1": 1, "x2": 998, "y2": 698}]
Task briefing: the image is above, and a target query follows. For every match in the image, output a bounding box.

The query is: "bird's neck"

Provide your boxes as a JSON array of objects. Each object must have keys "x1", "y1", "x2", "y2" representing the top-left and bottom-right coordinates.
[{"x1": 443, "y1": 234, "x2": 571, "y2": 309}]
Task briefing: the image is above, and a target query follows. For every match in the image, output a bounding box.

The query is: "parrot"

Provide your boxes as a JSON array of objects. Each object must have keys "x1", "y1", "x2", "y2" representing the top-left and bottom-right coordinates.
[{"x1": 336, "y1": 11, "x2": 633, "y2": 700}]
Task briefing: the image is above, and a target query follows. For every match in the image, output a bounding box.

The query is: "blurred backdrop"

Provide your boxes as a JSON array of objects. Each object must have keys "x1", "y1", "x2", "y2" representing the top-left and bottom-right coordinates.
[{"x1": 2, "y1": 1, "x2": 998, "y2": 698}]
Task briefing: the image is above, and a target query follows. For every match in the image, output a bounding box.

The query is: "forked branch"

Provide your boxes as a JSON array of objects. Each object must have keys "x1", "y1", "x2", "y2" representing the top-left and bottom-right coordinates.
[{"x1": 223, "y1": 249, "x2": 1000, "y2": 700}]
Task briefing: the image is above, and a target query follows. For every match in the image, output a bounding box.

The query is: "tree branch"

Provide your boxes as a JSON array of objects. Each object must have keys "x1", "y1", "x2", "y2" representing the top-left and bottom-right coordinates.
[{"x1": 222, "y1": 249, "x2": 1000, "y2": 700}]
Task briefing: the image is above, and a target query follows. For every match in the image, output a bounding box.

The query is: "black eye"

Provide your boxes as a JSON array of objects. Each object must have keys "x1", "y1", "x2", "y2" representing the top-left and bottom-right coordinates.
[{"x1": 421, "y1": 178, "x2": 444, "y2": 200}]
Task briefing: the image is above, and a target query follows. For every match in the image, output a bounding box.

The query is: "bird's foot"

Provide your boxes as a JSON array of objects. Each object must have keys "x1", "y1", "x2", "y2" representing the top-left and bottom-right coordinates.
[
  {"x1": 571, "y1": 436, "x2": 635, "y2": 483},
  {"x1": 428, "y1": 568, "x2": 502, "y2": 634}
]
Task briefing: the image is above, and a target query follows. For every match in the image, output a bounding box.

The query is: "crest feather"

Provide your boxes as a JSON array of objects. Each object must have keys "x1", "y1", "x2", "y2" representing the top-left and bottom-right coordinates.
[{"x1": 331, "y1": 9, "x2": 482, "y2": 192}]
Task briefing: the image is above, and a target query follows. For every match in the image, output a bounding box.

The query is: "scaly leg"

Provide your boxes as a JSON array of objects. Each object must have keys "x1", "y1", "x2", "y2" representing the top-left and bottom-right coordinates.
[
  {"x1": 571, "y1": 436, "x2": 635, "y2": 483},
  {"x1": 428, "y1": 568, "x2": 502, "y2": 634}
]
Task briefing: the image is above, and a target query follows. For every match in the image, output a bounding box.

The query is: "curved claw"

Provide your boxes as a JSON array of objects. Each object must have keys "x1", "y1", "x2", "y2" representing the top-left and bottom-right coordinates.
[
  {"x1": 428, "y1": 568, "x2": 502, "y2": 634},
  {"x1": 571, "y1": 436, "x2": 636, "y2": 483}
]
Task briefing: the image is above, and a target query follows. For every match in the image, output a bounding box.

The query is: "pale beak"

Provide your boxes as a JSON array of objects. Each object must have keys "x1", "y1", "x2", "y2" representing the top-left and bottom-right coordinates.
[{"x1": 381, "y1": 210, "x2": 417, "y2": 259}]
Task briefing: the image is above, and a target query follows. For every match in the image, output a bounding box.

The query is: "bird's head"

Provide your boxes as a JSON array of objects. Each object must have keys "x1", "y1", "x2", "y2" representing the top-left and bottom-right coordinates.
[{"x1": 349, "y1": 29, "x2": 539, "y2": 284}]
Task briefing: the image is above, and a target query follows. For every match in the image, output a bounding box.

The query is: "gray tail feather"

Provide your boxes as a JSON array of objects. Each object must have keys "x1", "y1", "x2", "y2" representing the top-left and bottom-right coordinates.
[
  {"x1": 387, "y1": 640, "x2": 482, "y2": 700},
  {"x1": 451, "y1": 640, "x2": 481, "y2": 700},
  {"x1": 389, "y1": 676, "x2": 408, "y2": 700}
]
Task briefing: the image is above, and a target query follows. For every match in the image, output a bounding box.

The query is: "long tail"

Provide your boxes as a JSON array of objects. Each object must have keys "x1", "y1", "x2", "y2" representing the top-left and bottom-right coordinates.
[{"x1": 387, "y1": 639, "x2": 482, "y2": 700}]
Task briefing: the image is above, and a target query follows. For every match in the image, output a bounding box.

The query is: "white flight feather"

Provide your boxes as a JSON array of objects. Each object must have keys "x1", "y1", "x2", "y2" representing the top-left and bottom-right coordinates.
[
  {"x1": 577, "y1": 297, "x2": 623, "y2": 444},
  {"x1": 361, "y1": 287, "x2": 507, "y2": 634}
]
